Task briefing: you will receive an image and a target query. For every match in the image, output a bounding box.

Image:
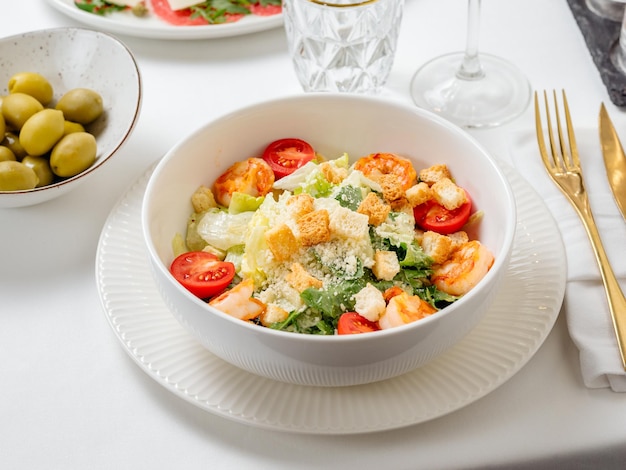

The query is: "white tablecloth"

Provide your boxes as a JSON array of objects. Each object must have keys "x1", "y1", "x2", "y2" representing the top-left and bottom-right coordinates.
[{"x1": 2, "y1": 1, "x2": 626, "y2": 468}]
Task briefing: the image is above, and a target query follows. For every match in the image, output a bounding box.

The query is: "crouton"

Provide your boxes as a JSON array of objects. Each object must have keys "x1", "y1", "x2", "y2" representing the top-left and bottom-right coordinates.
[
  {"x1": 296, "y1": 209, "x2": 331, "y2": 246},
  {"x1": 191, "y1": 185, "x2": 217, "y2": 213},
  {"x1": 389, "y1": 197, "x2": 411, "y2": 212},
  {"x1": 353, "y1": 283, "x2": 386, "y2": 322},
  {"x1": 406, "y1": 182, "x2": 433, "y2": 207},
  {"x1": 448, "y1": 231, "x2": 469, "y2": 250},
  {"x1": 372, "y1": 250, "x2": 400, "y2": 281},
  {"x1": 286, "y1": 193, "x2": 315, "y2": 219},
  {"x1": 421, "y1": 231, "x2": 454, "y2": 264},
  {"x1": 259, "y1": 304, "x2": 290, "y2": 327},
  {"x1": 286, "y1": 263, "x2": 323, "y2": 292},
  {"x1": 419, "y1": 164, "x2": 452, "y2": 185},
  {"x1": 357, "y1": 192, "x2": 391, "y2": 226},
  {"x1": 376, "y1": 173, "x2": 405, "y2": 204},
  {"x1": 320, "y1": 162, "x2": 348, "y2": 184},
  {"x1": 329, "y1": 205, "x2": 370, "y2": 239},
  {"x1": 265, "y1": 224, "x2": 298, "y2": 262},
  {"x1": 431, "y1": 177, "x2": 467, "y2": 210}
]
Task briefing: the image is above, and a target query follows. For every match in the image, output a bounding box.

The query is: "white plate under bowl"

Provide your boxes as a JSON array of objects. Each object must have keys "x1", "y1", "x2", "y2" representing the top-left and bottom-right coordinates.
[
  {"x1": 95, "y1": 162, "x2": 566, "y2": 434},
  {"x1": 46, "y1": 0, "x2": 283, "y2": 40}
]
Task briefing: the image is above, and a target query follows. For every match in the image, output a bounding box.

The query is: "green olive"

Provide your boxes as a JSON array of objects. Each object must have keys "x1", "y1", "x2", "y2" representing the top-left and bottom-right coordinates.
[
  {"x1": 22, "y1": 155, "x2": 55, "y2": 187},
  {"x1": 2, "y1": 132, "x2": 27, "y2": 161},
  {"x1": 0, "y1": 160, "x2": 38, "y2": 191},
  {"x1": 1, "y1": 92, "x2": 44, "y2": 130},
  {"x1": 8, "y1": 72, "x2": 54, "y2": 106},
  {"x1": 55, "y1": 88, "x2": 104, "y2": 125},
  {"x1": 19, "y1": 109, "x2": 65, "y2": 156},
  {"x1": 0, "y1": 146, "x2": 16, "y2": 162},
  {"x1": 63, "y1": 120, "x2": 85, "y2": 136},
  {"x1": 50, "y1": 132, "x2": 97, "y2": 177},
  {"x1": 0, "y1": 113, "x2": 5, "y2": 137}
]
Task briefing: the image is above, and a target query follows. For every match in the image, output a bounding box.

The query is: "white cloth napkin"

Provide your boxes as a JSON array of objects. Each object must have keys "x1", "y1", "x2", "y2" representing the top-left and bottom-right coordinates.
[{"x1": 509, "y1": 129, "x2": 626, "y2": 392}]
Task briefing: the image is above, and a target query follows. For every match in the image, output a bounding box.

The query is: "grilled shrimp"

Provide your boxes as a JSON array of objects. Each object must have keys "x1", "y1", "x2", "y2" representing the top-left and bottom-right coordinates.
[
  {"x1": 213, "y1": 157, "x2": 275, "y2": 207},
  {"x1": 431, "y1": 240, "x2": 494, "y2": 296},
  {"x1": 209, "y1": 278, "x2": 266, "y2": 321},
  {"x1": 378, "y1": 292, "x2": 437, "y2": 329},
  {"x1": 353, "y1": 153, "x2": 417, "y2": 191}
]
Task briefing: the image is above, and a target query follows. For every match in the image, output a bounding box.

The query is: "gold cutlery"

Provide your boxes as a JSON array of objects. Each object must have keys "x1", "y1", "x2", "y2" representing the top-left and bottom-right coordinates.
[
  {"x1": 599, "y1": 104, "x2": 626, "y2": 222},
  {"x1": 535, "y1": 90, "x2": 626, "y2": 370}
]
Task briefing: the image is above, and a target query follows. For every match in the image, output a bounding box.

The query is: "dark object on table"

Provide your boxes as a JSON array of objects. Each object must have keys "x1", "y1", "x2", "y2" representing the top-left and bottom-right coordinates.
[{"x1": 567, "y1": 0, "x2": 626, "y2": 106}]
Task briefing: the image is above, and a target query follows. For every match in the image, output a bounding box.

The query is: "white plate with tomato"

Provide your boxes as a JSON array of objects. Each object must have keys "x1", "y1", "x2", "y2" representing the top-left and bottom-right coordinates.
[{"x1": 46, "y1": 0, "x2": 283, "y2": 40}]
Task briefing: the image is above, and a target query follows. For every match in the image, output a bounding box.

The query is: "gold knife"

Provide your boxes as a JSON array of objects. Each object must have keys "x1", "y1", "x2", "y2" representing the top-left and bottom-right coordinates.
[{"x1": 599, "y1": 103, "x2": 626, "y2": 222}]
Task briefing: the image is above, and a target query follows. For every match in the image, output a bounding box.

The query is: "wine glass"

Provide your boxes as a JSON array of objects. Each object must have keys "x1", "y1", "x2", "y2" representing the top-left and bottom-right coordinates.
[{"x1": 410, "y1": 0, "x2": 531, "y2": 129}]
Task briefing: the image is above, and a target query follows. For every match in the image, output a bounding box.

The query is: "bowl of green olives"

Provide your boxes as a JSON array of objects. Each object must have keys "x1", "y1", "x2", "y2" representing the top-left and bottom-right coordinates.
[{"x1": 0, "y1": 27, "x2": 142, "y2": 208}]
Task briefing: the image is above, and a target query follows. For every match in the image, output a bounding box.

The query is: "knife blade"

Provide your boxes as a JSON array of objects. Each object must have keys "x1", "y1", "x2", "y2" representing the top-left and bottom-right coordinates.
[{"x1": 599, "y1": 103, "x2": 626, "y2": 222}]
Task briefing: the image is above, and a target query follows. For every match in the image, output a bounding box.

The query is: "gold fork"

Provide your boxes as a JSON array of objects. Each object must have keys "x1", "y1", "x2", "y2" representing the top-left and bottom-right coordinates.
[{"x1": 535, "y1": 89, "x2": 626, "y2": 371}]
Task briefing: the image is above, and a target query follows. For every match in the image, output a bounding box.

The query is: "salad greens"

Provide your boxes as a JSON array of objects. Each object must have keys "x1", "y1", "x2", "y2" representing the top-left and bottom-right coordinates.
[
  {"x1": 189, "y1": 153, "x2": 460, "y2": 335},
  {"x1": 75, "y1": 0, "x2": 128, "y2": 15}
]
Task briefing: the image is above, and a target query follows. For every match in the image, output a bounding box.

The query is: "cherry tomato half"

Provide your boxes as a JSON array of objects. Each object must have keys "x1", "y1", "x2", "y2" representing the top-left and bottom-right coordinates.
[
  {"x1": 413, "y1": 190, "x2": 472, "y2": 235},
  {"x1": 337, "y1": 312, "x2": 381, "y2": 335},
  {"x1": 261, "y1": 138, "x2": 315, "y2": 179},
  {"x1": 170, "y1": 252, "x2": 236, "y2": 299}
]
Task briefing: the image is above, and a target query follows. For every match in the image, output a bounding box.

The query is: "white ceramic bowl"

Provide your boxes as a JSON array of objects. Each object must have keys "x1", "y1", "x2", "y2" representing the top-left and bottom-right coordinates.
[
  {"x1": 0, "y1": 27, "x2": 141, "y2": 208},
  {"x1": 142, "y1": 94, "x2": 516, "y2": 387}
]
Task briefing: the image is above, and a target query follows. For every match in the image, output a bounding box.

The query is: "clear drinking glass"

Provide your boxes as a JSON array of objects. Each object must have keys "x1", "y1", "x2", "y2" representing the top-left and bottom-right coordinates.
[
  {"x1": 410, "y1": 0, "x2": 531, "y2": 128},
  {"x1": 282, "y1": 0, "x2": 405, "y2": 94}
]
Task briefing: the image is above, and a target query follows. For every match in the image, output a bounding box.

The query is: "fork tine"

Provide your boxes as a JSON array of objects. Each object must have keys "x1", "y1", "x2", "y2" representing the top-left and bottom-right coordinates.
[
  {"x1": 534, "y1": 91, "x2": 555, "y2": 171},
  {"x1": 535, "y1": 90, "x2": 564, "y2": 172},
  {"x1": 551, "y1": 90, "x2": 570, "y2": 171},
  {"x1": 543, "y1": 90, "x2": 569, "y2": 171},
  {"x1": 561, "y1": 90, "x2": 581, "y2": 170}
]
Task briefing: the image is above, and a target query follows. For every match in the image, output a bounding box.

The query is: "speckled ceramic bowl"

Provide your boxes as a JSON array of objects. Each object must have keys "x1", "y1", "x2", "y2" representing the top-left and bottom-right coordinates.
[
  {"x1": 142, "y1": 94, "x2": 516, "y2": 387},
  {"x1": 0, "y1": 27, "x2": 141, "y2": 208}
]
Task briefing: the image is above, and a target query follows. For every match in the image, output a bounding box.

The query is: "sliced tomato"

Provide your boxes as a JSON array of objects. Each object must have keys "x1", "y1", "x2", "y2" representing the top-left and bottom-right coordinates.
[
  {"x1": 413, "y1": 190, "x2": 472, "y2": 235},
  {"x1": 151, "y1": 0, "x2": 207, "y2": 25},
  {"x1": 337, "y1": 312, "x2": 380, "y2": 335},
  {"x1": 249, "y1": 3, "x2": 282, "y2": 16},
  {"x1": 261, "y1": 138, "x2": 315, "y2": 179},
  {"x1": 150, "y1": 0, "x2": 243, "y2": 25},
  {"x1": 170, "y1": 251, "x2": 236, "y2": 299}
]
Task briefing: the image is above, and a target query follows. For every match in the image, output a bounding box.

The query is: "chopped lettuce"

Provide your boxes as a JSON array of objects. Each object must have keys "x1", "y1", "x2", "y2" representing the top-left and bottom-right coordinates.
[
  {"x1": 271, "y1": 278, "x2": 366, "y2": 334},
  {"x1": 273, "y1": 153, "x2": 349, "y2": 197},
  {"x1": 185, "y1": 212, "x2": 209, "y2": 252},
  {"x1": 224, "y1": 245, "x2": 245, "y2": 274},
  {"x1": 374, "y1": 211, "x2": 416, "y2": 247},
  {"x1": 339, "y1": 168, "x2": 382, "y2": 193},
  {"x1": 228, "y1": 192, "x2": 264, "y2": 214},
  {"x1": 333, "y1": 184, "x2": 363, "y2": 211},
  {"x1": 196, "y1": 208, "x2": 254, "y2": 251}
]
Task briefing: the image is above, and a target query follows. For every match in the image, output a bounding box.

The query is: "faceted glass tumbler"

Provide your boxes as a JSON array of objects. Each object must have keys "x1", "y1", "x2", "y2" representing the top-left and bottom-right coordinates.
[{"x1": 283, "y1": 0, "x2": 405, "y2": 94}]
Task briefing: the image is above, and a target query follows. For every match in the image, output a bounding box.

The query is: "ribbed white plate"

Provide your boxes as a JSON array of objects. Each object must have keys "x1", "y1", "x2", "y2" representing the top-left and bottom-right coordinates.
[
  {"x1": 95, "y1": 162, "x2": 566, "y2": 434},
  {"x1": 46, "y1": 0, "x2": 283, "y2": 40}
]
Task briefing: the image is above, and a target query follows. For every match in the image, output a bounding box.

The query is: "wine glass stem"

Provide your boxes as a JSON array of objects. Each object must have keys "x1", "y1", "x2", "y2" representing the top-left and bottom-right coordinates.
[{"x1": 457, "y1": 0, "x2": 485, "y2": 80}]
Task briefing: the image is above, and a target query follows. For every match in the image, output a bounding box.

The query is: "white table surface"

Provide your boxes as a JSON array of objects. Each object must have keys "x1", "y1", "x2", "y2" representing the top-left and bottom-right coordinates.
[{"x1": 2, "y1": 0, "x2": 626, "y2": 468}]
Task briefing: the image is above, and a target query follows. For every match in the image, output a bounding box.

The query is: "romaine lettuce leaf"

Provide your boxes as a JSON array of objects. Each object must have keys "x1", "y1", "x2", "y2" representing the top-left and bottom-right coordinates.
[
  {"x1": 228, "y1": 192, "x2": 264, "y2": 214},
  {"x1": 196, "y1": 209, "x2": 253, "y2": 251},
  {"x1": 272, "y1": 153, "x2": 350, "y2": 197}
]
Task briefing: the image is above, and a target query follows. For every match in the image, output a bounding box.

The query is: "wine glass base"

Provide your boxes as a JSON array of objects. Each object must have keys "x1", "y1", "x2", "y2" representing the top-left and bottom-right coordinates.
[{"x1": 410, "y1": 52, "x2": 532, "y2": 129}]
